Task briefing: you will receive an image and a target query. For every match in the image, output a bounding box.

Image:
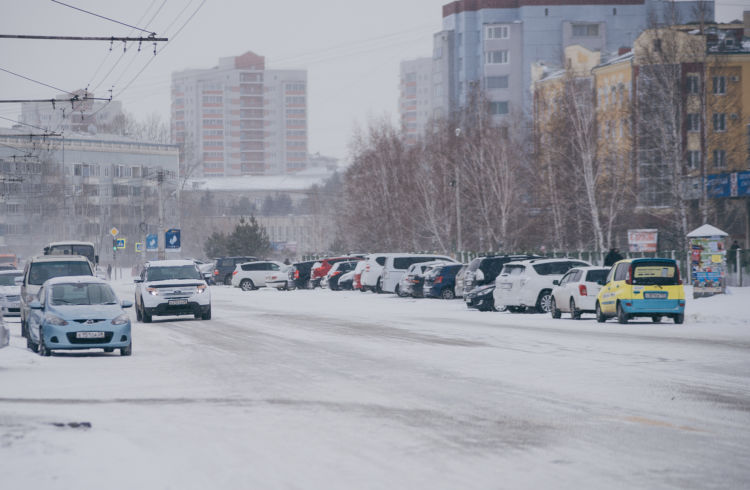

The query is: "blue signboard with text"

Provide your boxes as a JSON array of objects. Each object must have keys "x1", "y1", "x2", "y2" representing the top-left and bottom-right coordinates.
[
  {"x1": 165, "y1": 229, "x2": 181, "y2": 251},
  {"x1": 146, "y1": 234, "x2": 158, "y2": 251}
]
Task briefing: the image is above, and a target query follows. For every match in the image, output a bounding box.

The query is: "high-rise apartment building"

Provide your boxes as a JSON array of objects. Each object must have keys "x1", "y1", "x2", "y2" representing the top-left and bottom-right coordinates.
[
  {"x1": 171, "y1": 51, "x2": 308, "y2": 177},
  {"x1": 432, "y1": 0, "x2": 714, "y2": 121},
  {"x1": 399, "y1": 58, "x2": 435, "y2": 145}
]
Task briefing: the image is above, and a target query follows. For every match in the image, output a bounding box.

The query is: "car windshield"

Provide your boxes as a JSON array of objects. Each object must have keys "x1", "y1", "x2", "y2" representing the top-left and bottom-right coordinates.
[
  {"x1": 632, "y1": 262, "x2": 679, "y2": 286},
  {"x1": 0, "y1": 273, "x2": 21, "y2": 286},
  {"x1": 28, "y1": 261, "x2": 93, "y2": 285},
  {"x1": 147, "y1": 265, "x2": 202, "y2": 281},
  {"x1": 50, "y1": 283, "x2": 118, "y2": 306}
]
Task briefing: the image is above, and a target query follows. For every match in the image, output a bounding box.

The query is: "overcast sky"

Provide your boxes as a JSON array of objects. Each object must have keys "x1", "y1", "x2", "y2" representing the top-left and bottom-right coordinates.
[{"x1": 0, "y1": 0, "x2": 745, "y2": 162}]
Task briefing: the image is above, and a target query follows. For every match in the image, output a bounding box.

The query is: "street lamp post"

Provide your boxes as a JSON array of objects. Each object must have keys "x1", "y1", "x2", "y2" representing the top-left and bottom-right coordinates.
[{"x1": 454, "y1": 127, "x2": 462, "y2": 255}]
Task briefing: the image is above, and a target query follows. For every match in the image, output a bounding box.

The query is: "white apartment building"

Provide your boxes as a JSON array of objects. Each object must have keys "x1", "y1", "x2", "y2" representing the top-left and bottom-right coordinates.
[
  {"x1": 171, "y1": 51, "x2": 308, "y2": 177},
  {"x1": 399, "y1": 58, "x2": 435, "y2": 145}
]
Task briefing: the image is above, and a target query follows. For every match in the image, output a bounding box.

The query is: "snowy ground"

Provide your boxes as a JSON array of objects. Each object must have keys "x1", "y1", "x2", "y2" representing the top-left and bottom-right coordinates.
[{"x1": 1, "y1": 280, "x2": 749, "y2": 489}]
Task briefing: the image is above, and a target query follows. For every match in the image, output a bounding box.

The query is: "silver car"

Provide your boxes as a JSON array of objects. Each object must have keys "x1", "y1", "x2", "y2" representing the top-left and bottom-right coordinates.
[{"x1": 0, "y1": 269, "x2": 23, "y2": 317}]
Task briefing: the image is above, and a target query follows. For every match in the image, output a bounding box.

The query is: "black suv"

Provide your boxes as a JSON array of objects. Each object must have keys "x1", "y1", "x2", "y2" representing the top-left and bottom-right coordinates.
[{"x1": 213, "y1": 256, "x2": 257, "y2": 285}]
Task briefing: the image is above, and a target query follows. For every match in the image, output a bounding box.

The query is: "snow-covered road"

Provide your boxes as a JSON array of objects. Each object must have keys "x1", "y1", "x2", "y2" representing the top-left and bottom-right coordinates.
[{"x1": 1, "y1": 282, "x2": 749, "y2": 489}]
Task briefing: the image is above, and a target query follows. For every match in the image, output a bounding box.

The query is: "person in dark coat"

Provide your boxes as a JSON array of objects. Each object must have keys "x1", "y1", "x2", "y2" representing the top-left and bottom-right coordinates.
[{"x1": 604, "y1": 248, "x2": 623, "y2": 267}]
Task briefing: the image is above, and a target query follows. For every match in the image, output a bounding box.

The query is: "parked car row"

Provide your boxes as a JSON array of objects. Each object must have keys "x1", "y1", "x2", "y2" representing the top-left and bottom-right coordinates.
[{"x1": 261, "y1": 253, "x2": 687, "y2": 325}]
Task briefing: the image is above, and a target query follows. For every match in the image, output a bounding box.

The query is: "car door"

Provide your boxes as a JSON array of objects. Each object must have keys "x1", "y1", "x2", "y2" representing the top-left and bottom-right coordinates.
[
  {"x1": 600, "y1": 263, "x2": 628, "y2": 314},
  {"x1": 554, "y1": 271, "x2": 574, "y2": 312}
]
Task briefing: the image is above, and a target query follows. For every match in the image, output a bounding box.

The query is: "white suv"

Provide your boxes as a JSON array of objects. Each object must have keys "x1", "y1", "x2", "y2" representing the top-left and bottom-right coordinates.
[
  {"x1": 134, "y1": 259, "x2": 211, "y2": 322},
  {"x1": 493, "y1": 258, "x2": 590, "y2": 313},
  {"x1": 360, "y1": 254, "x2": 390, "y2": 292},
  {"x1": 231, "y1": 261, "x2": 286, "y2": 290}
]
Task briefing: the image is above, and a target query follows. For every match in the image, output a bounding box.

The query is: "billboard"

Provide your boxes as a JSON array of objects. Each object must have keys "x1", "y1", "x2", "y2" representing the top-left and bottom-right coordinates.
[{"x1": 627, "y1": 229, "x2": 658, "y2": 253}]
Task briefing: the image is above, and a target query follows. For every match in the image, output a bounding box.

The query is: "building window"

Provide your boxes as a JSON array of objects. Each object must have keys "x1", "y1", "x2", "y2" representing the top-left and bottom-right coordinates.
[
  {"x1": 713, "y1": 113, "x2": 726, "y2": 132},
  {"x1": 713, "y1": 149, "x2": 727, "y2": 168},
  {"x1": 686, "y1": 75, "x2": 699, "y2": 94},
  {"x1": 489, "y1": 101, "x2": 509, "y2": 115},
  {"x1": 572, "y1": 24, "x2": 599, "y2": 37},
  {"x1": 486, "y1": 25, "x2": 509, "y2": 40},
  {"x1": 686, "y1": 150, "x2": 701, "y2": 170},
  {"x1": 712, "y1": 76, "x2": 726, "y2": 95},
  {"x1": 485, "y1": 50, "x2": 509, "y2": 65},
  {"x1": 486, "y1": 76, "x2": 509, "y2": 89},
  {"x1": 687, "y1": 113, "x2": 700, "y2": 132}
]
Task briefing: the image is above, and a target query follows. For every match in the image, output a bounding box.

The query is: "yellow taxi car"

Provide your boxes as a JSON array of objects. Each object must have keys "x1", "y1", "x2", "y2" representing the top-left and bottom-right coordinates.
[{"x1": 595, "y1": 258, "x2": 685, "y2": 324}]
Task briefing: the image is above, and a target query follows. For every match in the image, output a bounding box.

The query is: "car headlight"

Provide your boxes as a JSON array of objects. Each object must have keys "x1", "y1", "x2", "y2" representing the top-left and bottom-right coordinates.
[
  {"x1": 147, "y1": 287, "x2": 159, "y2": 296},
  {"x1": 111, "y1": 313, "x2": 130, "y2": 325},
  {"x1": 196, "y1": 284, "x2": 207, "y2": 294},
  {"x1": 45, "y1": 314, "x2": 68, "y2": 326}
]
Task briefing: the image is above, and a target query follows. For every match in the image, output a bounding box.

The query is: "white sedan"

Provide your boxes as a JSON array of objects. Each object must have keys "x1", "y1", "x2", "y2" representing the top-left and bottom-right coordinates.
[{"x1": 550, "y1": 266, "x2": 610, "y2": 319}]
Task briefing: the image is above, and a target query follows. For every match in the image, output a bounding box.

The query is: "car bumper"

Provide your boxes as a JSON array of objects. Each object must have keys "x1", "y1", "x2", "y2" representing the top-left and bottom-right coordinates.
[
  {"x1": 1, "y1": 303, "x2": 21, "y2": 316},
  {"x1": 620, "y1": 299, "x2": 685, "y2": 316},
  {"x1": 267, "y1": 280, "x2": 292, "y2": 289},
  {"x1": 41, "y1": 322, "x2": 131, "y2": 351},
  {"x1": 145, "y1": 302, "x2": 210, "y2": 317}
]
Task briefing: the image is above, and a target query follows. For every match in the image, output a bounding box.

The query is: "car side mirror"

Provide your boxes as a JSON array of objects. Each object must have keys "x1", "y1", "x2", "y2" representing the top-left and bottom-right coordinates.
[
  {"x1": 121, "y1": 300, "x2": 133, "y2": 308},
  {"x1": 29, "y1": 300, "x2": 42, "y2": 310},
  {"x1": 598, "y1": 280, "x2": 607, "y2": 286},
  {"x1": 552, "y1": 280, "x2": 559, "y2": 286},
  {"x1": 134, "y1": 279, "x2": 143, "y2": 283}
]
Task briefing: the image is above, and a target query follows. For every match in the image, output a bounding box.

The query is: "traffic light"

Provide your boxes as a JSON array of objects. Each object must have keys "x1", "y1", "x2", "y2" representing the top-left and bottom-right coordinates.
[{"x1": 112, "y1": 237, "x2": 117, "y2": 251}]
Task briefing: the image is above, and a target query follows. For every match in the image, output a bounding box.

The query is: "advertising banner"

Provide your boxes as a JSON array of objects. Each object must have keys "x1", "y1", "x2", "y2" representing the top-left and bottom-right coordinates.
[
  {"x1": 690, "y1": 236, "x2": 726, "y2": 298},
  {"x1": 627, "y1": 229, "x2": 658, "y2": 252}
]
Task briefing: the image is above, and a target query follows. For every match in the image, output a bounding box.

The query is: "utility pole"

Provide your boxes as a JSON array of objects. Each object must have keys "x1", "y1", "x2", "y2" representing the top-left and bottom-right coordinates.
[
  {"x1": 157, "y1": 169, "x2": 165, "y2": 260},
  {"x1": 455, "y1": 127, "x2": 462, "y2": 254}
]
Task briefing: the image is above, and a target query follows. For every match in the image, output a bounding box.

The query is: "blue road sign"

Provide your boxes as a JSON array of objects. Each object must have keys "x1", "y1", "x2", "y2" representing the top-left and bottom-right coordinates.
[
  {"x1": 115, "y1": 238, "x2": 126, "y2": 249},
  {"x1": 146, "y1": 234, "x2": 158, "y2": 251},
  {"x1": 165, "y1": 229, "x2": 181, "y2": 251}
]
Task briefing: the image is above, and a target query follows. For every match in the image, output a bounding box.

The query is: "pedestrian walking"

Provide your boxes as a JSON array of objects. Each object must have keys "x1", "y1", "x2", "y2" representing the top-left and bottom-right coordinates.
[{"x1": 604, "y1": 248, "x2": 623, "y2": 267}]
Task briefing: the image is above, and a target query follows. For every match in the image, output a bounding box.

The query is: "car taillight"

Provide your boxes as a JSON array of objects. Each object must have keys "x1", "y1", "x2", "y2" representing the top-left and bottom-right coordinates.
[
  {"x1": 332, "y1": 271, "x2": 341, "y2": 276},
  {"x1": 232, "y1": 270, "x2": 238, "y2": 275},
  {"x1": 625, "y1": 265, "x2": 633, "y2": 285},
  {"x1": 579, "y1": 284, "x2": 587, "y2": 296},
  {"x1": 294, "y1": 270, "x2": 300, "y2": 279},
  {"x1": 213, "y1": 269, "x2": 219, "y2": 276},
  {"x1": 435, "y1": 276, "x2": 443, "y2": 284}
]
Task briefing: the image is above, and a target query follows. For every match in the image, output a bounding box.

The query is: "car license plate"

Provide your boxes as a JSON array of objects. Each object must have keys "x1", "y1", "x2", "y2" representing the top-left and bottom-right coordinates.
[
  {"x1": 169, "y1": 299, "x2": 188, "y2": 306},
  {"x1": 76, "y1": 331, "x2": 105, "y2": 339},
  {"x1": 644, "y1": 292, "x2": 667, "y2": 299}
]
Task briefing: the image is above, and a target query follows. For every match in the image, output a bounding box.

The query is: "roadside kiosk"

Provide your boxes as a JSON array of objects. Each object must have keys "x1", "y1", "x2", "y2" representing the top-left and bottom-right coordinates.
[{"x1": 687, "y1": 224, "x2": 728, "y2": 299}]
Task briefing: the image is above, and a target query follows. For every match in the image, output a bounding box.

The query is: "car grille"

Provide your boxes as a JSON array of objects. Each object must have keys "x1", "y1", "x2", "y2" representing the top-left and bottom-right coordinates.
[
  {"x1": 5, "y1": 295, "x2": 19, "y2": 302},
  {"x1": 66, "y1": 332, "x2": 114, "y2": 344},
  {"x1": 72, "y1": 319, "x2": 106, "y2": 324}
]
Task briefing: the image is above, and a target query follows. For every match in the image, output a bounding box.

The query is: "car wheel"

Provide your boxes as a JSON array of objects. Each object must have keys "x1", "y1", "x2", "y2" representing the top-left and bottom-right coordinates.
[
  {"x1": 143, "y1": 307, "x2": 152, "y2": 323},
  {"x1": 596, "y1": 302, "x2": 606, "y2": 323},
  {"x1": 27, "y1": 335, "x2": 38, "y2": 353},
  {"x1": 617, "y1": 302, "x2": 629, "y2": 324},
  {"x1": 38, "y1": 328, "x2": 50, "y2": 357},
  {"x1": 651, "y1": 315, "x2": 662, "y2": 323},
  {"x1": 440, "y1": 288, "x2": 455, "y2": 300},
  {"x1": 121, "y1": 342, "x2": 132, "y2": 356},
  {"x1": 202, "y1": 306, "x2": 212, "y2": 320},
  {"x1": 551, "y1": 297, "x2": 561, "y2": 319},
  {"x1": 570, "y1": 298, "x2": 581, "y2": 320},
  {"x1": 240, "y1": 279, "x2": 254, "y2": 291},
  {"x1": 375, "y1": 278, "x2": 383, "y2": 294},
  {"x1": 223, "y1": 274, "x2": 233, "y2": 286},
  {"x1": 673, "y1": 313, "x2": 684, "y2": 324},
  {"x1": 536, "y1": 290, "x2": 553, "y2": 313},
  {"x1": 135, "y1": 297, "x2": 142, "y2": 321}
]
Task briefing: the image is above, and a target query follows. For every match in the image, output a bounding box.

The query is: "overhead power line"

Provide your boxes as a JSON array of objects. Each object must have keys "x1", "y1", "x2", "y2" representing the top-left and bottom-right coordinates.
[
  {"x1": 50, "y1": 0, "x2": 157, "y2": 36},
  {"x1": 0, "y1": 35, "x2": 167, "y2": 42},
  {"x1": 0, "y1": 66, "x2": 76, "y2": 96}
]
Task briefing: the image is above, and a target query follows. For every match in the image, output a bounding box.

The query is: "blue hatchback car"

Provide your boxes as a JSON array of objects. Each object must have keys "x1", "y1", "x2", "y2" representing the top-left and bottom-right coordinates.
[
  {"x1": 424, "y1": 263, "x2": 464, "y2": 299},
  {"x1": 26, "y1": 276, "x2": 133, "y2": 356}
]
